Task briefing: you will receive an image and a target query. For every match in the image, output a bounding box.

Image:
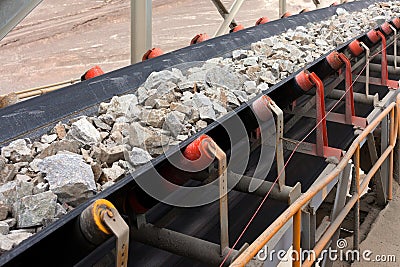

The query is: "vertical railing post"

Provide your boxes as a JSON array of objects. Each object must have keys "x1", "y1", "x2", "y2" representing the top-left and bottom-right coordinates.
[
  {"x1": 389, "y1": 108, "x2": 395, "y2": 200},
  {"x1": 353, "y1": 145, "x2": 360, "y2": 252},
  {"x1": 131, "y1": 0, "x2": 152, "y2": 63},
  {"x1": 293, "y1": 210, "x2": 301, "y2": 267}
]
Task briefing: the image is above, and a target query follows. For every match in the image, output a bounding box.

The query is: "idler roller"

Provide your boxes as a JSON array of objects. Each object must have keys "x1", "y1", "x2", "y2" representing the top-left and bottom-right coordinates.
[
  {"x1": 348, "y1": 39, "x2": 365, "y2": 57},
  {"x1": 81, "y1": 65, "x2": 104, "y2": 81},
  {"x1": 281, "y1": 12, "x2": 292, "y2": 18},
  {"x1": 390, "y1": 17, "x2": 400, "y2": 30},
  {"x1": 142, "y1": 47, "x2": 164, "y2": 61},
  {"x1": 380, "y1": 21, "x2": 393, "y2": 36},
  {"x1": 256, "y1": 17, "x2": 270, "y2": 25},
  {"x1": 268, "y1": 70, "x2": 315, "y2": 107},
  {"x1": 359, "y1": 30, "x2": 381, "y2": 47},
  {"x1": 191, "y1": 33, "x2": 210, "y2": 45},
  {"x1": 230, "y1": 24, "x2": 244, "y2": 33}
]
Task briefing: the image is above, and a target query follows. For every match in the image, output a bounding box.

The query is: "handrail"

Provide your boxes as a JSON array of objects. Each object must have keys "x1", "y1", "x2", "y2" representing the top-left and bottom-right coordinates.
[{"x1": 230, "y1": 94, "x2": 400, "y2": 266}]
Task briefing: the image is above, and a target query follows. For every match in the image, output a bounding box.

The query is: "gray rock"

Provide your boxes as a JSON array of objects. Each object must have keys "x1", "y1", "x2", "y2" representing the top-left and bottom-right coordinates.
[
  {"x1": 13, "y1": 191, "x2": 57, "y2": 228},
  {"x1": 106, "y1": 95, "x2": 138, "y2": 117},
  {"x1": 145, "y1": 109, "x2": 167, "y2": 128},
  {"x1": 170, "y1": 102, "x2": 192, "y2": 116},
  {"x1": 102, "y1": 181, "x2": 115, "y2": 190},
  {"x1": 1, "y1": 139, "x2": 32, "y2": 163},
  {"x1": 0, "y1": 203, "x2": 8, "y2": 220},
  {"x1": 205, "y1": 67, "x2": 241, "y2": 91},
  {"x1": 146, "y1": 69, "x2": 183, "y2": 89},
  {"x1": 212, "y1": 101, "x2": 227, "y2": 114},
  {"x1": 102, "y1": 163, "x2": 125, "y2": 182},
  {"x1": 0, "y1": 164, "x2": 16, "y2": 183},
  {"x1": 199, "y1": 106, "x2": 216, "y2": 121},
  {"x1": 38, "y1": 154, "x2": 96, "y2": 206},
  {"x1": 0, "y1": 230, "x2": 32, "y2": 252},
  {"x1": 126, "y1": 122, "x2": 154, "y2": 149},
  {"x1": 336, "y1": 7, "x2": 348, "y2": 16},
  {"x1": 192, "y1": 93, "x2": 213, "y2": 108},
  {"x1": 243, "y1": 57, "x2": 258, "y2": 67},
  {"x1": 33, "y1": 182, "x2": 49, "y2": 195},
  {"x1": 244, "y1": 81, "x2": 258, "y2": 94},
  {"x1": 91, "y1": 144, "x2": 128, "y2": 164},
  {"x1": 257, "y1": 82, "x2": 269, "y2": 91},
  {"x1": 0, "y1": 221, "x2": 9, "y2": 235},
  {"x1": 3, "y1": 218, "x2": 16, "y2": 228},
  {"x1": 92, "y1": 117, "x2": 112, "y2": 131},
  {"x1": 195, "y1": 120, "x2": 208, "y2": 130},
  {"x1": 54, "y1": 203, "x2": 67, "y2": 219},
  {"x1": 37, "y1": 140, "x2": 81, "y2": 159},
  {"x1": 165, "y1": 111, "x2": 186, "y2": 137},
  {"x1": 0, "y1": 181, "x2": 34, "y2": 210},
  {"x1": 40, "y1": 134, "x2": 57, "y2": 144},
  {"x1": 128, "y1": 147, "x2": 153, "y2": 166},
  {"x1": 260, "y1": 70, "x2": 277, "y2": 84},
  {"x1": 67, "y1": 118, "x2": 101, "y2": 145},
  {"x1": 98, "y1": 113, "x2": 115, "y2": 126}
]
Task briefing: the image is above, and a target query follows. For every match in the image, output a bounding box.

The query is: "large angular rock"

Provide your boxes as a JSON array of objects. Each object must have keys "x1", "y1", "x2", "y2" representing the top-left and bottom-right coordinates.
[
  {"x1": 145, "y1": 109, "x2": 167, "y2": 128},
  {"x1": 0, "y1": 181, "x2": 34, "y2": 210},
  {"x1": 0, "y1": 231, "x2": 33, "y2": 252},
  {"x1": 102, "y1": 163, "x2": 125, "y2": 182},
  {"x1": 93, "y1": 144, "x2": 128, "y2": 164},
  {"x1": 13, "y1": 191, "x2": 57, "y2": 228},
  {"x1": 66, "y1": 118, "x2": 101, "y2": 145},
  {"x1": 0, "y1": 221, "x2": 9, "y2": 235},
  {"x1": 38, "y1": 154, "x2": 96, "y2": 206},
  {"x1": 144, "y1": 69, "x2": 183, "y2": 90},
  {"x1": 102, "y1": 95, "x2": 138, "y2": 117},
  {"x1": 205, "y1": 67, "x2": 241, "y2": 91},
  {"x1": 165, "y1": 111, "x2": 186, "y2": 137},
  {"x1": 128, "y1": 147, "x2": 153, "y2": 166},
  {"x1": 37, "y1": 140, "x2": 81, "y2": 159},
  {"x1": 1, "y1": 139, "x2": 32, "y2": 163}
]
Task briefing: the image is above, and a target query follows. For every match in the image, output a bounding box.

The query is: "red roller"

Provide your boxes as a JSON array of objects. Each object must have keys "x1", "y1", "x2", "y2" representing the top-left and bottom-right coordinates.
[
  {"x1": 392, "y1": 17, "x2": 400, "y2": 29},
  {"x1": 230, "y1": 24, "x2": 244, "y2": 33},
  {"x1": 281, "y1": 12, "x2": 292, "y2": 18},
  {"x1": 256, "y1": 17, "x2": 270, "y2": 25},
  {"x1": 82, "y1": 66, "x2": 104, "y2": 81},
  {"x1": 190, "y1": 33, "x2": 210, "y2": 45},
  {"x1": 348, "y1": 39, "x2": 364, "y2": 57},
  {"x1": 326, "y1": 51, "x2": 344, "y2": 71},
  {"x1": 183, "y1": 135, "x2": 211, "y2": 161},
  {"x1": 142, "y1": 47, "x2": 164, "y2": 61},
  {"x1": 366, "y1": 30, "x2": 381, "y2": 44},
  {"x1": 330, "y1": 2, "x2": 339, "y2": 6},
  {"x1": 295, "y1": 71, "x2": 314, "y2": 91},
  {"x1": 380, "y1": 22, "x2": 393, "y2": 35}
]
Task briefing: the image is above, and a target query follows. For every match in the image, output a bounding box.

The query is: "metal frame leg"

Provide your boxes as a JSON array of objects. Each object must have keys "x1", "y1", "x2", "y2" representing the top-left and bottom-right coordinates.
[{"x1": 131, "y1": 0, "x2": 152, "y2": 63}]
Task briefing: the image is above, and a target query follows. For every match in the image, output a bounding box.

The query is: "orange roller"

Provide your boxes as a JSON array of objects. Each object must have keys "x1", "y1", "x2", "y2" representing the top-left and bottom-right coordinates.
[
  {"x1": 81, "y1": 65, "x2": 104, "y2": 81},
  {"x1": 295, "y1": 71, "x2": 314, "y2": 92},
  {"x1": 183, "y1": 135, "x2": 211, "y2": 161},
  {"x1": 366, "y1": 30, "x2": 381, "y2": 44},
  {"x1": 326, "y1": 51, "x2": 343, "y2": 71},
  {"x1": 281, "y1": 12, "x2": 292, "y2": 18},
  {"x1": 330, "y1": 2, "x2": 339, "y2": 6},
  {"x1": 190, "y1": 33, "x2": 210, "y2": 45},
  {"x1": 391, "y1": 17, "x2": 400, "y2": 29},
  {"x1": 256, "y1": 17, "x2": 270, "y2": 25},
  {"x1": 380, "y1": 22, "x2": 393, "y2": 35},
  {"x1": 142, "y1": 47, "x2": 164, "y2": 61},
  {"x1": 348, "y1": 39, "x2": 364, "y2": 57},
  {"x1": 299, "y1": 8, "x2": 310, "y2": 14},
  {"x1": 230, "y1": 24, "x2": 245, "y2": 33}
]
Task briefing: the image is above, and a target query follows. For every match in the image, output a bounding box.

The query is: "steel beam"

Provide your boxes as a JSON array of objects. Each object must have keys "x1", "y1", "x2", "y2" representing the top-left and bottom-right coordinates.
[
  {"x1": 131, "y1": 0, "x2": 152, "y2": 63},
  {"x1": 0, "y1": 0, "x2": 43, "y2": 41},
  {"x1": 214, "y1": 0, "x2": 245, "y2": 37}
]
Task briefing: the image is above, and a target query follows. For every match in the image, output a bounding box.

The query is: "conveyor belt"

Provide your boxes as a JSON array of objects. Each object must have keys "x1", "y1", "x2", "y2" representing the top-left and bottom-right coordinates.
[{"x1": 0, "y1": 0, "x2": 389, "y2": 266}]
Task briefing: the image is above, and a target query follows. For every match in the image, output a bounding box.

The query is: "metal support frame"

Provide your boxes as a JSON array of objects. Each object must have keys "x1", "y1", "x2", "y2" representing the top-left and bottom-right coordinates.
[
  {"x1": 360, "y1": 42, "x2": 371, "y2": 96},
  {"x1": 389, "y1": 25, "x2": 399, "y2": 69},
  {"x1": 210, "y1": 0, "x2": 237, "y2": 29},
  {"x1": 131, "y1": 0, "x2": 152, "y2": 63},
  {"x1": 279, "y1": 0, "x2": 287, "y2": 17},
  {"x1": 367, "y1": 133, "x2": 387, "y2": 205},
  {"x1": 214, "y1": 0, "x2": 245, "y2": 37},
  {"x1": 202, "y1": 138, "x2": 229, "y2": 254},
  {"x1": 102, "y1": 207, "x2": 130, "y2": 267},
  {"x1": 266, "y1": 97, "x2": 286, "y2": 190}
]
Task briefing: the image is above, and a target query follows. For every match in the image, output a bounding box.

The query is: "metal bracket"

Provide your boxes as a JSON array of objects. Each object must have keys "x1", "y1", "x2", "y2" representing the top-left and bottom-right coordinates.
[
  {"x1": 201, "y1": 138, "x2": 229, "y2": 254},
  {"x1": 265, "y1": 97, "x2": 286, "y2": 190},
  {"x1": 103, "y1": 207, "x2": 130, "y2": 267},
  {"x1": 389, "y1": 25, "x2": 399, "y2": 70}
]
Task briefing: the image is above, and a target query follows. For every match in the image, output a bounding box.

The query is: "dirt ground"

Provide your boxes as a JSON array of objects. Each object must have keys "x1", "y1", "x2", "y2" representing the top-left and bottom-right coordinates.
[{"x1": 0, "y1": 0, "x2": 335, "y2": 94}]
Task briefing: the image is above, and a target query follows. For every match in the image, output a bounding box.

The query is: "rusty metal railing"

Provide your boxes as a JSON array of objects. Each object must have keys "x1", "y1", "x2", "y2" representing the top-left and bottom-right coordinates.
[{"x1": 230, "y1": 93, "x2": 400, "y2": 266}]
